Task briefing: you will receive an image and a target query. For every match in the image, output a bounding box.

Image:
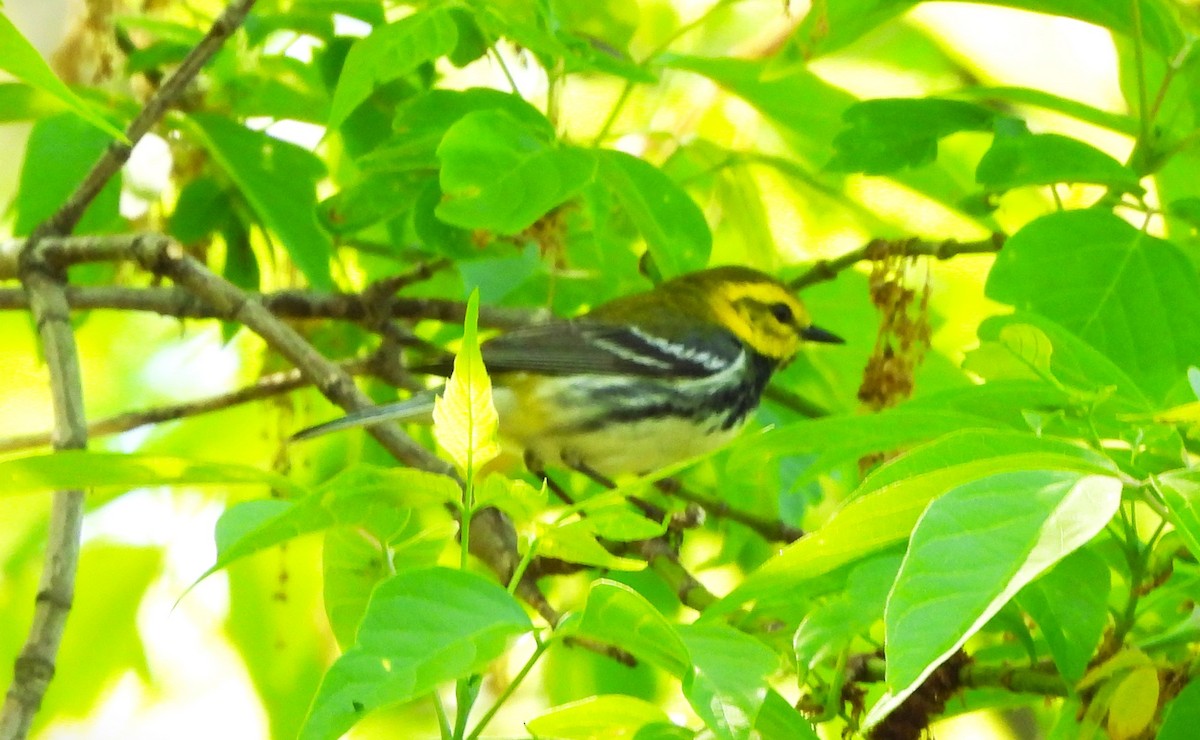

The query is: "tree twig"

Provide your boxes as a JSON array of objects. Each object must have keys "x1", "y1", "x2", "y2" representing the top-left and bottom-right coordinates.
[
  {"x1": 787, "y1": 233, "x2": 1007, "y2": 292},
  {"x1": 0, "y1": 358, "x2": 373, "y2": 455},
  {"x1": 1, "y1": 2, "x2": 259, "y2": 737}
]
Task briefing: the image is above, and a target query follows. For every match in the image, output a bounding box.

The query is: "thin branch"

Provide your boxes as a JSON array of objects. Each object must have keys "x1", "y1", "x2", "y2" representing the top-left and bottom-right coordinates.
[
  {"x1": 1, "y1": 2, "x2": 258, "y2": 737},
  {"x1": 0, "y1": 358, "x2": 373, "y2": 455},
  {"x1": 787, "y1": 233, "x2": 1007, "y2": 292},
  {"x1": 655, "y1": 480, "x2": 804, "y2": 543}
]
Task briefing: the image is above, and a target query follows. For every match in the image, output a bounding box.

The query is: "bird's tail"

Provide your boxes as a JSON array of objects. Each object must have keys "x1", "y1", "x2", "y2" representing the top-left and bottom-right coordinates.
[{"x1": 291, "y1": 390, "x2": 439, "y2": 441}]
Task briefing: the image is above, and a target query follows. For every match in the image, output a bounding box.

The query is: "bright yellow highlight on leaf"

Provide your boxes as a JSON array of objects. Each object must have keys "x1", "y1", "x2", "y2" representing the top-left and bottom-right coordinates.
[{"x1": 433, "y1": 289, "x2": 501, "y2": 477}]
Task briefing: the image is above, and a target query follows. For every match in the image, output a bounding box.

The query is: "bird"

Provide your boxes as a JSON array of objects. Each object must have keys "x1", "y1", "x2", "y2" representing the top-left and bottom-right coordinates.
[{"x1": 293, "y1": 265, "x2": 843, "y2": 478}]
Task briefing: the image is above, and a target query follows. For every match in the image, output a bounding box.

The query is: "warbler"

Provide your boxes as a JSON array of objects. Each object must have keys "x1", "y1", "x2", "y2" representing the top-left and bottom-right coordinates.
[{"x1": 294, "y1": 266, "x2": 842, "y2": 477}]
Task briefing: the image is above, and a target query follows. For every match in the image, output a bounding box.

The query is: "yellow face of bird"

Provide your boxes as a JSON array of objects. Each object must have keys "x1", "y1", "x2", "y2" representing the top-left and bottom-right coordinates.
[{"x1": 706, "y1": 277, "x2": 812, "y2": 364}]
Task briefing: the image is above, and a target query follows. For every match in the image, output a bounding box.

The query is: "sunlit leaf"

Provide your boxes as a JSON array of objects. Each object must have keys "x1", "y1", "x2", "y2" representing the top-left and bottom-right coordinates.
[
  {"x1": 829, "y1": 98, "x2": 994, "y2": 174},
  {"x1": 432, "y1": 289, "x2": 501, "y2": 476},
  {"x1": 715, "y1": 430, "x2": 1115, "y2": 616},
  {"x1": 865, "y1": 471, "x2": 1121, "y2": 728}
]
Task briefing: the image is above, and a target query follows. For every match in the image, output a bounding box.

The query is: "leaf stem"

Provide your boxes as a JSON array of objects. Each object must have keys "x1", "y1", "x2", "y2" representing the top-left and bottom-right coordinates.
[{"x1": 466, "y1": 636, "x2": 551, "y2": 740}]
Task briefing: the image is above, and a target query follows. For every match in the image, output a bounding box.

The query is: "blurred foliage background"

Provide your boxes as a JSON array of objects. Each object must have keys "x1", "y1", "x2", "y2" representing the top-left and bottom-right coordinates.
[{"x1": 3, "y1": 0, "x2": 1200, "y2": 738}]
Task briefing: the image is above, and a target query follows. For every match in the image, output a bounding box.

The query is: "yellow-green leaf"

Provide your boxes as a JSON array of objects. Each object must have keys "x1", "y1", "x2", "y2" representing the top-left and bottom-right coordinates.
[{"x1": 432, "y1": 289, "x2": 500, "y2": 476}]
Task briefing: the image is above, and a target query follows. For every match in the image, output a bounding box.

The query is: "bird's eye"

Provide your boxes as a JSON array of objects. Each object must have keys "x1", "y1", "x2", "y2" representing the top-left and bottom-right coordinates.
[{"x1": 768, "y1": 301, "x2": 795, "y2": 325}]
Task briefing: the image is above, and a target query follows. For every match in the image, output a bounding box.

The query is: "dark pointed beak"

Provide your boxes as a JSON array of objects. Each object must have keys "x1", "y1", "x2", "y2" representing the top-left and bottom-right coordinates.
[{"x1": 801, "y1": 324, "x2": 845, "y2": 344}]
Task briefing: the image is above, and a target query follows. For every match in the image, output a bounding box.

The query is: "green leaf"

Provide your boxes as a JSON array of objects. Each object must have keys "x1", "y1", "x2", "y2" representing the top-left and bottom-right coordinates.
[
  {"x1": 866, "y1": 471, "x2": 1122, "y2": 728},
  {"x1": 327, "y1": 8, "x2": 458, "y2": 130},
  {"x1": 596, "y1": 150, "x2": 712, "y2": 278},
  {"x1": 954, "y1": 86, "x2": 1140, "y2": 137},
  {"x1": 199, "y1": 466, "x2": 458, "y2": 587},
  {"x1": 0, "y1": 13, "x2": 126, "y2": 139},
  {"x1": 678, "y1": 624, "x2": 776, "y2": 740},
  {"x1": 793, "y1": 554, "x2": 901, "y2": 668},
  {"x1": 1016, "y1": 548, "x2": 1110, "y2": 683},
  {"x1": 526, "y1": 695, "x2": 674, "y2": 738},
  {"x1": 986, "y1": 210, "x2": 1200, "y2": 399},
  {"x1": 433, "y1": 290, "x2": 501, "y2": 476},
  {"x1": 715, "y1": 429, "x2": 1115, "y2": 615},
  {"x1": 14, "y1": 113, "x2": 122, "y2": 236},
  {"x1": 570, "y1": 580, "x2": 691, "y2": 678},
  {"x1": 380, "y1": 87, "x2": 552, "y2": 172},
  {"x1": 188, "y1": 113, "x2": 334, "y2": 290},
  {"x1": 169, "y1": 176, "x2": 234, "y2": 244},
  {"x1": 727, "y1": 409, "x2": 1007, "y2": 487},
  {"x1": 322, "y1": 527, "x2": 392, "y2": 650},
  {"x1": 1153, "y1": 470, "x2": 1200, "y2": 558},
  {"x1": 0, "y1": 450, "x2": 301, "y2": 497},
  {"x1": 976, "y1": 133, "x2": 1143, "y2": 194},
  {"x1": 537, "y1": 519, "x2": 647, "y2": 570},
  {"x1": 436, "y1": 109, "x2": 596, "y2": 234},
  {"x1": 755, "y1": 689, "x2": 819, "y2": 740},
  {"x1": 828, "y1": 98, "x2": 995, "y2": 174},
  {"x1": 299, "y1": 567, "x2": 532, "y2": 740},
  {"x1": 788, "y1": 0, "x2": 1183, "y2": 59},
  {"x1": 317, "y1": 171, "x2": 426, "y2": 234},
  {"x1": 975, "y1": 312, "x2": 1154, "y2": 412},
  {"x1": 1159, "y1": 678, "x2": 1200, "y2": 740},
  {"x1": 0, "y1": 82, "x2": 66, "y2": 122}
]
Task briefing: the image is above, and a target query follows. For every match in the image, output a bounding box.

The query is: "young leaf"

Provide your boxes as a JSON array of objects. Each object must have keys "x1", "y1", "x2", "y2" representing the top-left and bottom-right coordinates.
[
  {"x1": 1153, "y1": 470, "x2": 1200, "y2": 558},
  {"x1": 432, "y1": 289, "x2": 501, "y2": 476},
  {"x1": 865, "y1": 471, "x2": 1122, "y2": 728},
  {"x1": 299, "y1": 567, "x2": 532, "y2": 740}
]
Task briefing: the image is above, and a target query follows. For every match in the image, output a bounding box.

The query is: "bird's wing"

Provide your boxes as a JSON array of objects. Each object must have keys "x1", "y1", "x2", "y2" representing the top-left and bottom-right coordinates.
[{"x1": 474, "y1": 320, "x2": 743, "y2": 378}]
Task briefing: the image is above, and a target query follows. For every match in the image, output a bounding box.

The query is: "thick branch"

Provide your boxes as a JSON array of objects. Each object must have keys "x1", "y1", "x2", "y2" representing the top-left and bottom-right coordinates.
[{"x1": 788, "y1": 233, "x2": 1007, "y2": 292}]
